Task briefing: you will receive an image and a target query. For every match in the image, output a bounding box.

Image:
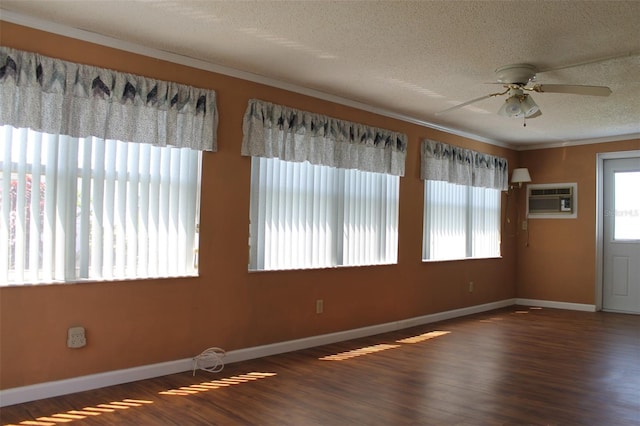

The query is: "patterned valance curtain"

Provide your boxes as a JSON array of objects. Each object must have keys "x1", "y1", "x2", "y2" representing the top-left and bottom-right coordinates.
[
  {"x1": 242, "y1": 99, "x2": 407, "y2": 176},
  {"x1": 420, "y1": 139, "x2": 508, "y2": 190},
  {"x1": 0, "y1": 46, "x2": 218, "y2": 151}
]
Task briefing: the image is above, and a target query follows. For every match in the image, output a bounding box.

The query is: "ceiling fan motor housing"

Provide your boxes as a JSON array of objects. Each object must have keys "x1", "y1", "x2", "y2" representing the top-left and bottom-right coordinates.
[{"x1": 495, "y1": 64, "x2": 537, "y2": 84}]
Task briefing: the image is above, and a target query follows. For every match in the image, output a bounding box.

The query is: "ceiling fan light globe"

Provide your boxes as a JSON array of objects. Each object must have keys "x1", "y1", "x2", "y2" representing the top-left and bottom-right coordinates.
[
  {"x1": 522, "y1": 95, "x2": 539, "y2": 117},
  {"x1": 498, "y1": 96, "x2": 524, "y2": 117}
]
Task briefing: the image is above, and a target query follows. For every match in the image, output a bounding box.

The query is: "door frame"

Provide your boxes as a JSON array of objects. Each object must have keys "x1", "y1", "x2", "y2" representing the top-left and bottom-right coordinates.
[{"x1": 595, "y1": 149, "x2": 640, "y2": 311}]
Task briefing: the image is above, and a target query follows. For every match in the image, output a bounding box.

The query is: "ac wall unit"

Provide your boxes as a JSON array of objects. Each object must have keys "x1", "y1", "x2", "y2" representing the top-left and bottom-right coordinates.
[{"x1": 527, "y1": 183, "x2": 578, "y2": 219}]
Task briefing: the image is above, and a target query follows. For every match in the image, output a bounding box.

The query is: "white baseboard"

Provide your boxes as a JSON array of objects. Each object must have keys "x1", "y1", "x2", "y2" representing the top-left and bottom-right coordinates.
[
  {"x1": 0, "y1": 298, "x2": 515, "y2": 407},
  {"x1": 0, "y1": 358, "x2": 194, "y2": 408},
  {"x1": 224, "y1": 298, "x2": 516, "y2": 364},
  {"x1": 515, "y1": 298, "x2": 596, "y2": 312}
]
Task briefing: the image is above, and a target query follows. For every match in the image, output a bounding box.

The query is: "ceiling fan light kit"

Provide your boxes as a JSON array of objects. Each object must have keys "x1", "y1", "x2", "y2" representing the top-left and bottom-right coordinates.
[
  {"x1": 498, "y1": 89, "x2": 539, "y2": 118},
  {"x1": 437, "y1": 63, "x2": 611, "y2": 120}
]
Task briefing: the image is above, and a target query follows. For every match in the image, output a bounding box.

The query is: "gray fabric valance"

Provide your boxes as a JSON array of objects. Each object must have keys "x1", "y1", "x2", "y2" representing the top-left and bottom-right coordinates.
[
  {"x1": 420, "y1": 139, "x2": 508, "y2": 190},
  {"x1": 241, "y1": 99, "x2": 407, "y2": 176},
  {"x1": 0, "y1": 46, "x2": 218, "y2": 151}
]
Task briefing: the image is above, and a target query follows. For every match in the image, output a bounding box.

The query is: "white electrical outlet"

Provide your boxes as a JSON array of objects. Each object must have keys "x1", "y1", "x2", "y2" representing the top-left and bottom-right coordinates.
[
  {"x1": 316, "y1": 299, "x2": 324, "y2": 314},
  {"x1": 469, "y1": 281, "x2": 474, "y2": 293},
  {"x1": 67, "y1": 326, "x2": 86, "y2": 348}
]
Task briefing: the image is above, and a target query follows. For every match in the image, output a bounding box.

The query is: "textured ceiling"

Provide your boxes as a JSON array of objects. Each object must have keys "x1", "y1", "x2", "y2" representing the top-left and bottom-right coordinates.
[{"x1": 1, "y1": 1, "x2": 639, "y2": 148}]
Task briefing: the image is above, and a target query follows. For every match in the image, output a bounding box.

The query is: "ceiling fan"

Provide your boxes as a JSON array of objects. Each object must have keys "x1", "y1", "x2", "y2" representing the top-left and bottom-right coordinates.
[{"x1": 436, "y1": 63, "x2": 612, "y2": 119}]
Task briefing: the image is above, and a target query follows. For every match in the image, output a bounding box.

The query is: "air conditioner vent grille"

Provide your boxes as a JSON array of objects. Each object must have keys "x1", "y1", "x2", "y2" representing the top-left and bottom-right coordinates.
[{"x1": 530, "y1": 188, "x2": 572, "y2": 196}]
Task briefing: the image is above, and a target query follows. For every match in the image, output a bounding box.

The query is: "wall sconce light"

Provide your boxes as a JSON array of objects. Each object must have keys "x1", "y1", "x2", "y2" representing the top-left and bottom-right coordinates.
[{"x1": 510, "y1": 168, "x2": 532, "y2": 189}]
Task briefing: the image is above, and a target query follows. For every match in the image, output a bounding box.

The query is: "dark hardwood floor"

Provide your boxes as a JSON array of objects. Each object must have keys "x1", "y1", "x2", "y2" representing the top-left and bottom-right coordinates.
[{"x1": 2, "y1": 306, "x2": 639, "y2": 425}]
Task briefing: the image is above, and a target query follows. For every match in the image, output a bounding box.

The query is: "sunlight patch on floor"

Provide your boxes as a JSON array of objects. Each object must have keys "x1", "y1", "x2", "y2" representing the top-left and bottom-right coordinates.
[
  {"x1": 396, "y1": 330, "x2": 451, "y2": 344},
  {"x1": 319, "y1": 344, "x2": 401, "y2": 361},
  {"x1": 3, "y1": 399, "x2": 153, "y2": 426},
  {"x1": 159, "y1": 372, "x2": 277, "y2": 396}
]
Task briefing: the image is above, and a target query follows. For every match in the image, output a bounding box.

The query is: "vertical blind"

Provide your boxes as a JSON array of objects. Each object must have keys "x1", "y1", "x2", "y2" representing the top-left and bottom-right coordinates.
[
  {"x1": 422, "y1": 180, "x2": 501, "y2": 260},
  {"x1": 423, "y1": 180, "x2": 467, "y2": 260},
  {"x1": 469, "y1": 185, "x2": 501, "y2": 258},
  {"x1": 249, "y1": 157, "x2": 399, "y2": 270},
  {"x1": 1, "y1": 125, "x2": 200, "y2": 284}
]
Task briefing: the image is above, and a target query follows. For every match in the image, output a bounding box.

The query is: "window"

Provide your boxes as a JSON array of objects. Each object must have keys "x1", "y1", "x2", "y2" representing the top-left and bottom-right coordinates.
[
  {"x1": 0, "y1": 126, "x2": 201, "y2": 285},
  {"x1": 249, "y1": 157, "x2": 399, "y2": 270},
  {"x1": 242, "y1": 99, "x2": 407, "y2": 272},
  {"x1": 0, "y1": 46, "x2": 218, "y2": 286},
  {"x1": 422, "y1": 180, "x2": 501, "y2": 261},
  {"x1": 614, "y1": 171, "x2": 640, "y2": 240},
  {"x1": 420, "y1": 139, "x2": 507, "y2": 261}
]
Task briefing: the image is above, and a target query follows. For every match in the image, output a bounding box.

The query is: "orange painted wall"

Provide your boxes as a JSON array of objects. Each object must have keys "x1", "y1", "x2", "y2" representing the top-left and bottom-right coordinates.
[
  {"x1": 515, "y1": 140, "x2": 640, "y2": 304},
  {"x1": 0, "y1": 21, "x2": 515, "y2": 389}
]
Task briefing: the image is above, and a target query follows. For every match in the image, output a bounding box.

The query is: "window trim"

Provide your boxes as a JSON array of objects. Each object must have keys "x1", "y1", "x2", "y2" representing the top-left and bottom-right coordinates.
[
  {"x1": 422, "y1": 179, "x2": 502, "y2": 262},
  {"x1": 248, "y1": 156, "x2": 400, "y2": 272},
  {"x1": 1, "y1": 126, "x2": 203, "y2": 286}
]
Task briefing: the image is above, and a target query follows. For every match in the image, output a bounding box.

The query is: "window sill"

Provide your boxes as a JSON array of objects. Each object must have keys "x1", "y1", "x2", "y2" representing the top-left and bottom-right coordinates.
[
  {"x1": 1, "y1": 273, "x2": 199, "y2": 288},
  {"x1": 422, "y1": 256, "x2": 503, "y2": 263},
  {"x1": 248, "y1": 261, "x2": 398, "y2": 273}
]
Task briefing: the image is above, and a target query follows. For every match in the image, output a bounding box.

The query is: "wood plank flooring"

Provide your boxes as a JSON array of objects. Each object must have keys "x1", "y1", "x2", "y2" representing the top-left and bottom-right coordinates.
[{"x1": 1, "y1": 306, "x2": 639, "y2": 425}]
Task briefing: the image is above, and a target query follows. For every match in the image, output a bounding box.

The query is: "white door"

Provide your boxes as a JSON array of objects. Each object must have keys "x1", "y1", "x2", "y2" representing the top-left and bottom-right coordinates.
[{"x1": 602, "y1": 157, "x2": 640, "y2": 313}]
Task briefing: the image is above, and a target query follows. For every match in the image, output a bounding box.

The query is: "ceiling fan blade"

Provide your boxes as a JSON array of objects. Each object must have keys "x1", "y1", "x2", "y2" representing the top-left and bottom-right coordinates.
[
  {"x1": 530, "y1": 84, "x2": 612, "y2": 96},
  {"x1": 436, "y1": 90, "x2": 508, "y2": 115},
  {"x1": 536, "y1": 50, "x2": 640, "y2": 73}
]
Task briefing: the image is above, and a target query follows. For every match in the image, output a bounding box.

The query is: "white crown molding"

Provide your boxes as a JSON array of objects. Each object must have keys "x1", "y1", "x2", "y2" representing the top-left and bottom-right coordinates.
[
  {"x1": 0, "y1": 10, "x2": 509, "y2": 149},
  {"x1": 1, "y1": 12, "x2": 635, "y2": 153},
  {"x1": 515, "y1": 132, "x2": 640, "y2": 151}
]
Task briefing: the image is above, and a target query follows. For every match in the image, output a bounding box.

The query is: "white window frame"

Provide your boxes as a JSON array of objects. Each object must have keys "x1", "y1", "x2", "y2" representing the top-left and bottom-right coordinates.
[
  {"x1": 248, "y1": 157, "x2": 400, "y2": 271},
  {"x1": 1, "y1": 125, "x2": 202, "y2": 285},
  {"x1": 422, "y1": 180, "x2": 501, "y2": 261}
]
